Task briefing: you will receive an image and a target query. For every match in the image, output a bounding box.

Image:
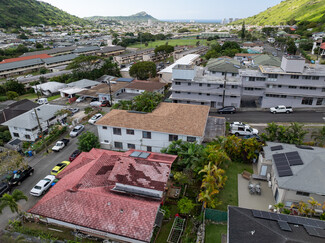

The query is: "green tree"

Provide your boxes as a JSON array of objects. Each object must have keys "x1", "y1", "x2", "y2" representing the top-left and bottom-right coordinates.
[
  {"x1": 177, "y1": 197, "x2": 195, "y2": 214},
  {"x1": 131, "y1": 91, "x2": 164, "y2": 112},
  {"x1": 311, "y1": 126, "x2": 325, "y2": 146},
  {"x1": 77, "y1": 131, "x2": 100, "y2": 152},
  {"x1": 6, "y1": 91, "x2": 19, "y2": 100},
  {"x1": 0, "y1": 149, "x2": 27, "y2": 176},
  {"x1": 241, "y1": 21, "x2": 246, "y2": 41},
  {"x1": 67, "y1": 55, "x2": 103, "y2": 72},
  {"x1": 0, "y1": 190, "x2": 28, "y2": 214},
  {"x1": 35, "y1": 42, "x2": 43, "y2": 49},
  {"x1": 39, "y1": 67, "x2": 47, "y2": 75},
  {"x1": 129, "y1": 61, "x2": 157, "y2": 80},
  {"x1": 4, "y1": 80, "x2": 25, "y2": 95},
  {"x1": 154, "y1": 45, "x2": 174, "y2": 62},
  {"x1": 286, "y1": 40, "x2": 297, "y2": 55}
]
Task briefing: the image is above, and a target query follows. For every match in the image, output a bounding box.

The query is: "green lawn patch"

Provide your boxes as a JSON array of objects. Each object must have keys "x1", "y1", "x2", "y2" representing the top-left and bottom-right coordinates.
[
  {"x1": 19, "y1": 93, "x2": 38, "y2": 100},
  {"x1": 205, "y1": 223, "x2": 227, "y2": 243},
  {"x1": 155, "y1": 204, "x2": 178, "y2": 243},
  {"x1": 129, "y1": 38, "x2": 216, "y2": 49},
  {"x1": 216, "y1": 162, "x2": 253, "y2": 211},
  {"x1": 48, "y1": 94, "x2": 61, "y2": 101}
]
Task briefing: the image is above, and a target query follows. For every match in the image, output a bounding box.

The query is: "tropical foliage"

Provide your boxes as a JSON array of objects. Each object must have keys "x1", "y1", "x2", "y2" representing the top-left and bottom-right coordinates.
[
  {"x1": 311, "y1": 126, "x2": 325, "y2": 147},
  {"x1": 261, "y1": 122, "x2": 308, "y2": 145},
  {"x1": 205, "y1": 41, "x2": 241, "y2": 59},
  {"x1": 0, "y1": 0, "x2": 88, "y2": 28},
  {"x1": 177, "y1": 197, "x2": 195, "y2": 214},
  {"x1": 0, "y1": 190, "x2": 28, "y2": 214},
  {"x1": 0, "y1": 149, "x2": 27, "y2": 176},
  {"x1": 112, "y1": 91, "x2": 164, "y2": 113},
  {"x1": 77, "y1": 131, "x2": 100, "y2": 152}
]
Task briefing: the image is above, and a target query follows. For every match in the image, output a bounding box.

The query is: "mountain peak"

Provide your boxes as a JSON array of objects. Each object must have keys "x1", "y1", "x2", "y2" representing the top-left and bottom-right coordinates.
[{"x1": 133, "y1": 11, "x2": 149, "y2": 17}]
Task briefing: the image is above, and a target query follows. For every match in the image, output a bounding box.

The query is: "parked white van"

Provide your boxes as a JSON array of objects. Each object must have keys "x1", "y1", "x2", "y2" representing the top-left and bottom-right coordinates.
[
  {"x1": 37, "y1": 98, "x2": 48, "y2": 105},
  {"x1": 230, "y1": 124, "x2": 258, "y2": 136}
]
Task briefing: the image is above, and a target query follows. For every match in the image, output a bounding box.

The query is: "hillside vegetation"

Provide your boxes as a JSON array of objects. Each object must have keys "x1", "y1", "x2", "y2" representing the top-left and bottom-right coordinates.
[
  {"x1": 0, "y1": 0, "x2": 88, "y2": 28},
  {"x1": 235, "y1": 0, "x2": 325, "y2": 25}
]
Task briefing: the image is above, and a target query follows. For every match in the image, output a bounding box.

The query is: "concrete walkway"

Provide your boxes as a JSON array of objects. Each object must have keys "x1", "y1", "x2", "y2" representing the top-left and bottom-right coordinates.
[{"x1": 238, "y1": 175, "x2": 275, "y2": 211}]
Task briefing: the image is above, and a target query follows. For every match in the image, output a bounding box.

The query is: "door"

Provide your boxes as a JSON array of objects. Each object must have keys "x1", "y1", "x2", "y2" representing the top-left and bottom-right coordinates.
[{"x1": 211, "y1": 101, "x2": 216, "y2": 108}]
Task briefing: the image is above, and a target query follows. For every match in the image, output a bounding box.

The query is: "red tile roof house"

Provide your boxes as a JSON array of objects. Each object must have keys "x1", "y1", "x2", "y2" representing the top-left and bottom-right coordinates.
[{"x1": 28, "y1": 149, "x2": 177, "y2": 243}]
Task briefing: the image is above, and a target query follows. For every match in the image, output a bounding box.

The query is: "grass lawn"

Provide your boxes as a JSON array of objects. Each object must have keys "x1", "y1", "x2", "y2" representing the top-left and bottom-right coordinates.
[
  {"x1": 18, "y1": 93, "x2": 38, "y2": 100},
  {"x1": 129, "y1": 38, "x2": 216, "y2": 49},
  {"x1": 48, "y1": 94, "x2": 61, "y2": 101},
  {"x1": 155, "y1": 204, "x2": 178, "y2": 243},
  {"x1": 205, "y1": 223, "x2": 227, "y2": 243},
  {"x1": 215, "y1": 162, "x2": 253, "y2": 211}
]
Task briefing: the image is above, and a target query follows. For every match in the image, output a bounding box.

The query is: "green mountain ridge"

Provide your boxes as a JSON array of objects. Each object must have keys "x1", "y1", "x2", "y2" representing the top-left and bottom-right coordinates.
[
  {"x1": 234, "y1": 0, "x2": 325, "y2": 25},
  {"x1": 85, "y1": 11, "x2": 158, "y2": 22},
  {"x1": 0, "y1": 0, "x2": 89, "y2": 28}
]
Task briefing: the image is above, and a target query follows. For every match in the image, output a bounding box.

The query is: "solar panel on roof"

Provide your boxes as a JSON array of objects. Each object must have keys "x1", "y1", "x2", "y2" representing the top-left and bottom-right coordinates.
[
  {"x1": 270, "y1": 213, "x2": 280, "y2": 221},
  {"x1": 303, "y1": 225, "x2": 325, "y2": 238},
  {"x1": 278, "y1": 214, "x2": 289, "y2": 222},
  {"x1": 261, "y1": 211, "x2": 271, "y2": 219},
  {"x1": 278, "y1": 220, "x2": 292, "y2": 232},
  {"x1": 273, "y1": 154, "x2": 293, "y2": 177},
  {"x1": 138, "y1": 152, "x2": 150, "y2": 159},
  {"x1": 271, "y1": 145, "x2": 283, "y2": 151},
  {"x1": 252, "y1": 210, "x2": 262, "y2": 218},
  {"x1": 285, "y1": 151, "x2": 304, "y2": 166}
]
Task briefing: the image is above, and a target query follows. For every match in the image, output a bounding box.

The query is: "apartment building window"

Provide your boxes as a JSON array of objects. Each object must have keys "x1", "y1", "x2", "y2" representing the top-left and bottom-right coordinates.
[
  {"x1": 291, "y1": 75, "x2": 299, "y2": 79},
  {"x1": 25, "y1": 134, "x2": 31, "y2": 139},
  {"x1": 199, "y1": 83, "x2": 202, "y2": 86},
  {"x1": 187, "y1": 92, "x2": 191, "y2": 94},
  {"x1": 296, "y1": 191, "x2": 310, "y2": 197},
  {"x1": 143, "y1": 131, "x2": 151, "y2": 139},
  {"x1": 114, "y1": 142, "x2": 123, "y2": 149},
  {"x1": 187, "y1": 101, "x2": 190, "y2": 104},
  {"x1": 104, "y1": 140, "x2": 109, "y2": 143},
  {"x1": 301, "y1": 97, "x2": 313, "y2": 105},
  {"x1": 322, "y1": 88, "x2": 325, "y2": 92},
  {"x1": 219, "y1": 85, "x2": 224, "y2": 88},
  {"x1": 127, "y1": 143, "x2": 135, "y2": 149},
  {"x1": 312, "y1": 76, "x2": 319, "y2": 80},
  {"x1": 175, "y1": 91, "x2": 181, "y2": 94},
  {"x1": 303, "y1": 76, "x2": 311, "y2": 80},
  {"x1": 126, "y1": 129, "x2": 134, "y2": 135},
  {"x1": 13, "y1": 133, "x2": 19, "y2": 137},
  {"x1": 113, "y1": 128, "x2": 121, "y2": 135},
  {"x1": 207, "y1": 84, "x2": 211, "y2": 87},
  {"x1": 169, "y1": 134, "x2": 178, "y2": 141},
  {"x1": 188, "y1": 83, "x2": 191, "y2": 86},
  {"x1": 230, "y1": 96, "x2": 237, "y2": 98},
  {"x1": 147, "y1": 146, "x2": 152, "y2": 152},
  {"x1": 103, "y1": 126, "x2": 107, "y2": 130},
  {"x1": 249, "y1": 77, "x2": 255, "y2": 81},
  {"x1": 245, "y1": 87, "x2": 254, "y2": 91},
  {"x1": 268, "y1": 74, "x2": 278, "y2": 79},
  {"x1": 175, "y1": 82, "x2": 181, "y2": 85},
  {"x1": 207, "y1": 93, "x2": 210, "y2": 96},
  {"x1": 187, "y1": 136, "x2": 196, "y2": 142},
  {"x1": 256, "y1": 77, "x2": 266, "y2": 81},
  {"x1": 201, "y1": 102, "x2": 205, "y2": 105},
  {"x1": 300, "y1": 86, "x2": 309, "y2": 90},
  {"x1": 232, "y1": 85, "x2": 237, "y2": 89},
  {"x1": 289, "y1": 86, "x2": 297, "y2": 89},
  {"x1": 316, "y1": 98, "x2": 323, "y2": 106},
  {"x1": 232, "y1": 73, "x2": 236, "y2": 76},
  {"x1": 199, "y1": 93, "x2": 202, "y2": 95},
  {"x1": 278, "y1": 85, "x2": 282, "y2": 88}
]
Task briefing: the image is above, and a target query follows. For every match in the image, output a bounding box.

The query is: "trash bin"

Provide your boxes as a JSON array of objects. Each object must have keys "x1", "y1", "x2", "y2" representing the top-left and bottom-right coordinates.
[{"x1": 28, "y1": 151, "x2": 33, "y2": 157}]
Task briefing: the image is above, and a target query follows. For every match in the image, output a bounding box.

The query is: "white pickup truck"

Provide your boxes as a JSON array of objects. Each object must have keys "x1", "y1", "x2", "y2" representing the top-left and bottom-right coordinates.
[
  {"x1": 52, "y1": 139, "x2": 69, "y2": 152},
  {"x1": 230, "y1": 124, "x2": 259, "y2": 136},
  {"x1": 270, "y1": 105, "x2": 293, "y2": 114}
]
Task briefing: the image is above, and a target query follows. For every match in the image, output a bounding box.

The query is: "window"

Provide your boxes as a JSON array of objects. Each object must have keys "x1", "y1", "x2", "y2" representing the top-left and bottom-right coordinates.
[
  {"x1": 187, "y1": 101, "x2": 190, "y2": 104},
  {"x1": 143, "y1": 131, "x2": 151, "y2": 139},
  {"x1": 207, "y1": 84, "x2": 211, "y2": 87},
  {"x1": 188, "y1": 83, "x2": 191, "y2": 86},
  {"x1": 13, "y1": 133, "x2": 19, "y2": 137},
  {"x1": 309, "y1": 87, "x2": 316, "y2": 90},
  {"x1": 114, "y1": 142, "x2": 123, "y2": 149},
  {"x1": 113, "y1": 128, "x2": 121, "y2": 135},
  {"x1": 303, "y1": 76, "x2": 311, "y2": 80},
  {"x1": 278, "y1": 85, "x2": 282, "y2": 88},
  {"x1": 256, "y1": 77, "x2": 266, "y2": 81},
  {"x1": 175, "y1": 82, "x2": 181, "y2": 85},
  {"x1": 175, "y1": 91, "x2": 181, "y2": 94},
  {"x1": 296, "y1": 191, "x2": 310, "y2": 197},
  {"x1": 300, "y1": 86, "x2": 309, "y2": 90},
  {"x1": 126, "y1": 129, "x2": 134, "y2": 135},
  {"x1": 207, "y1": 93, "x2": 210, "y2": 96},
  {"x1": 199, "y1": 93, "x2": 202, "y2": 95},
  {"x1": 103, "y1": 126, "x2": 107, "y2": 130},
  {"x1": 104, "y1": 140, "x2": 109, "y2": 143},
  {"x1": 268, "y1": 74, "x2": 278, "y2": 79},
  {"x1": 25, "y1": 134, "x2": 31, "y2": 139},
  {"x1": 201, "y1": 102, "x2": 205, "y2": 105},
  {"x1": 187, "y1": 92, "x2": 191, "y2": 94},
  {"x1": 312, "y1": 76, "x2": 319, "y2": 80},
  {"x1": 232, "y1": 73, "x2": 236, "y2": 76},
  {"x1": 289, "y1": 86, "x2": 297, "y2": 89},
  {"x1": 127, "y1": 143, "x2": 135, "y2": 149},
  {"x1": 187, "y1": 136, "x2": 196, "y2": 142},
  {"x1": 25, "y1": 128, "x2": 31, "y2": 132},
  {"x1": 249, "y1": 77, "x2": 255, "y2": 81},
  {"x1": 245, "y1": 87, "x2": 254, "y2": 91},
  {"x1": 169, "y1": 134, "x2": 178, "y2": 141},
  {"x1": 199, "y1": 83, "x2": 202, "y2": 86},
  {"x1": 301, "y1": 97, "x2": 313, "y2": 105},
  {"x1": 147, "y1": 146, "x2": 152, "y2": 152},
  {"x1": 322, "y1": 88, "x2": 325, "y2": 92},
  {"x1": 291, "y1": 75, "x2": 299, "y2": 79},
  {"x1": 231, "y1": 85, "x2": 237, "y2": 89},
  {"x1": 316, "y1": 98, "x2": 323, "y2": 106}
]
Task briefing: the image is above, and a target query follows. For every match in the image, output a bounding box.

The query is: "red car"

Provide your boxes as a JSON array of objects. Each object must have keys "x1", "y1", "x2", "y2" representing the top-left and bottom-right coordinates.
[
  {"x1": 100, "y1": 100, "x2": 111, "y2": 107},
  {"x1": 69, "y1": 150, "x2": 81, "y2": 162}
]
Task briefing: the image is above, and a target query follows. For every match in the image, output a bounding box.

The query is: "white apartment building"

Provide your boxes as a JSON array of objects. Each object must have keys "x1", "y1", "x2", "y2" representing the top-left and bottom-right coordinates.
[{"x1": 95, "y1": 103, "x2": 210, "y2": 152}]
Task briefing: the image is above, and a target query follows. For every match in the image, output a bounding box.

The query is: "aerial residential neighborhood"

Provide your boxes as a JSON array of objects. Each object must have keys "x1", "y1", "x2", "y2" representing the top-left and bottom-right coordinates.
[{"x1": 1, "y1": 0, "x2": 325, "y2": 243}]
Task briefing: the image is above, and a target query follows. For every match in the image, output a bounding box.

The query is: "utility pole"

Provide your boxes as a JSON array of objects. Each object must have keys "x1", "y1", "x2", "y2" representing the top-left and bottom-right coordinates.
[
  {"x1": 34, "y1": 108, "x2": 49, "y2": 153},
  {"x1": 222, "y1": 72, "x2": 227, "y2": 108},
  {"x1": 107, "y1": 79, "x2": 113, "y2": 106}
]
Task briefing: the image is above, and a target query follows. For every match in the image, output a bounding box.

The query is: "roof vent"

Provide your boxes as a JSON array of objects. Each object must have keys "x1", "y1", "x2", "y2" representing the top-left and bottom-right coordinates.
[
  {"x1": 120, "y1": 209, "x2": 124, "y2": 213},
  {"x1": 107, "y1": 202, "x2": 111, "y2": 206}
]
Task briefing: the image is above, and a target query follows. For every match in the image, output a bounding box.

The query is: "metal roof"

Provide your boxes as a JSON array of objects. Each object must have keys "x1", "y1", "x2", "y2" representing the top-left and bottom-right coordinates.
[
  {"x1": 0, "y1": 58, "x2": 44, "y2": 72},
  {"x1": 43, "y1": 54, "x2": 77, "y2": 65},
  {"x1": 73, "y1": 46, "x2": 100, "y2": 53}
]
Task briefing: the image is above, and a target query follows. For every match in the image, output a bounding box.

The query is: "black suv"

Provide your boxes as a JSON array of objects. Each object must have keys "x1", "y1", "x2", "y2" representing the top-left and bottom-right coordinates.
[{"x1": 8, "y1": 166, "x2": 34, "y2": 186}]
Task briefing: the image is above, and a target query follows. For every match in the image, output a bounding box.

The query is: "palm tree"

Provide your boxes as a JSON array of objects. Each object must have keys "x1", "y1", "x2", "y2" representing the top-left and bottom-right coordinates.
[
  {"x1": 311, "y1": 126, "x2": 325, "y2": 146},
  {"x1": 0, "y1": 190, "x2": 28, "y2": 214}
]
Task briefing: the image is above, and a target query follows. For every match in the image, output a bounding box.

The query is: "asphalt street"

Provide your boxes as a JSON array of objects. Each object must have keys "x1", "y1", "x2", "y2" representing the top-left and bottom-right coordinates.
[
  {"x1": 210, "y1": 110, "x2": 325, "y2": 124},
  {"x1": 17, "y1": 70, "x2": 73, "y2": 84},
  {"x1": 0, "y1": 123, "x2": 98, "y2": 230}
]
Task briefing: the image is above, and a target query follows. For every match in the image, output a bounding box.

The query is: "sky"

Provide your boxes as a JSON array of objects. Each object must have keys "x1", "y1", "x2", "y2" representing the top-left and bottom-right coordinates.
[{"x1": 39, "y1": 0, "x2": 283, "y2": 19}]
